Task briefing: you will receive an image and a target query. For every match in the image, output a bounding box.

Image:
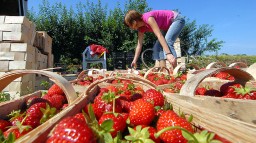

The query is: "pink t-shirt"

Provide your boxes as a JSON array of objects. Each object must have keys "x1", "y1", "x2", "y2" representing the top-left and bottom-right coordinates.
[{"x1": 138, "y1": 10, "x2": 175, "y2": 33}]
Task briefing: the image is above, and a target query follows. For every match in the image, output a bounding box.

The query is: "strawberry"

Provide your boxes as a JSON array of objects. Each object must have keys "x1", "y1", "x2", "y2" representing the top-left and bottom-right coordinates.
[
  {"x1": 46, "y1": 116, "x2": 96, "y2": 143},
  {"x1": 134, "y1": 125, "x2": 161, "y2": 143},
  {"x1": 24, "y1": 102, "x2": 47, "y2": 128},
  {"x1": 204, "y1": 89, "x2": 222, "y2": 97},
  {"x1": 156, "y1": 110, "x2": 194, "y2": 143},
  {"x1": 195, "y1": 87, "x2": 207, "y2": 95},
  {"x1": 8, "y1": 110, "x2": 25, "y2": 126},
  {"x1": 74, "y1": 113, "x2": 86, "y2": 123},
  {"x1": 213, "y1": 71, "x2": 234, "y2": 80},
  {"x1": 129, "y1": 99, "x2": 155, "y2": 126},
  {"x1": 43, "y1": 94, "x2": 66, "y2": 110},
  {"x1": 220, "y1": 82, "x2": 242, "y2": 95},
  {"x1": 98, "y1": 113, "x2": 126, "y2": 137},
  {"x1": 125, "y1": 125, "x2": 156, "y2": 143},
  {"x1": 47, "y1": 84, "x2": 64, "y2": 96},
  {"x1": 142, "y1": 89, "x2": 164, "y2": 107},
  {"x1": 120, "y1": 100, "x2": 133, "y2": 113},
  {"x1": 4, "y1": 127, "x2": 31, "y2": 140},
  {"x1": 93, "y1": 91, "x2": 123, "y2": 119},
  {"x1": 0, "y1": 119, "x2": 11, "y2": 132}
]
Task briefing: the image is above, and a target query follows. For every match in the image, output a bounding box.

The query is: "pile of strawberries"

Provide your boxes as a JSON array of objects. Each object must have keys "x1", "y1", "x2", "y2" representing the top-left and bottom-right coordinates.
[
  {"x1": 211, "y1": 71, "x2": 235, "y2": 80},
  {"x1": 45, "y1": 79, "x2": 229, "y2": 143},
  {"x1": 76, "y1": 75, "x2": 104, "y2": 86},
  {"x1": 196, "y1": 81, "x2": 256, "y2": 100},
  {"x1": 0, "y1": 84, "x2": 68, "y2": 141},
  {"x1": 145, "y1": 72, "x2": 187, "y2": 86}
]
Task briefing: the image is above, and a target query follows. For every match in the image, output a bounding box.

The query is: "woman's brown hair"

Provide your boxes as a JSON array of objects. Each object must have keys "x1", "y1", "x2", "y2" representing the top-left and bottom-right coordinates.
[{"x1": 124, "y1": 10, "x2": 142, "y2": 27}]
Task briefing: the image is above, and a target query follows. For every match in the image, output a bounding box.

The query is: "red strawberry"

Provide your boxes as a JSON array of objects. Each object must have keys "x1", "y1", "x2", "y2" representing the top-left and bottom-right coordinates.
[
  {"x1": 213, "y1": 72, "x2": 234, "y2": 80},
  {"x1": 74, "y1": 113, "x2": 86, "y2": 123},
  {"x1": 0, "y1": 119, "x2": 11, "y2": 132},
  {"x1": 8, "y1": 110, "x2": 25, "y2": 126},
  {"x1": 120, "y1": 100, "x2": 133, "y2": 113},
  {"x1": 195, "y1": 87, "x2": 207, "y2": 95},
  {"x1": 93, "y1": 92, "x2": 123, "y2": 119},
  {"x1": 156, "y1": 110, "x2": 194, "y2": 143},
  {"x1": 98, "y1": 113, "x2": 126, "y2": 137},
  {"x1": 46, "y1": 117, "x2": 96, "y2": 143},
  {"x1": 43, "y1": 94, "x2": 66, "y2": 110},
  {"x1": 143, "y1": 89, "x2": 164, "y2": 107},
  {"x1": 134, "y1": 125, "x2": 161, "y2": 143},
  {"x1": 24, "y1": 102, "x2": 47, "y2": 128},
  {"x1": 220, "y1": 82, "x2": 242, "y2": 95},
  {"x1": 47, "y1": 84, "x2": 64, "y2": 96},
  {"x1": 129, "y1": 99, "x2": 155, "y2": 126},
  {"x1": 204, "y1": 89, "x2": 222, "y2": 97},
  {"x1": 4, "y1": 126, "x2": 31, "y2": 139}
]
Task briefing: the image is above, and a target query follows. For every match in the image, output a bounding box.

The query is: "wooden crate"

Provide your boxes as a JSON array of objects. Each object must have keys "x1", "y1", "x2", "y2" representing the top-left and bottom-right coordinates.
[
  {"x1": 0, "y1": 16, "x2": 36, "y2": 45},
  {"x1": 36, "y1": 31, "x2": 52, "y2": 54}
]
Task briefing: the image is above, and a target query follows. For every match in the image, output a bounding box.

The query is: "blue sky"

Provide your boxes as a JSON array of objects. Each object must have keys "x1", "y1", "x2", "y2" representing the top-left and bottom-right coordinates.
[{"x1": 28, "y1": 0, "x2": 256, "y2": 55}]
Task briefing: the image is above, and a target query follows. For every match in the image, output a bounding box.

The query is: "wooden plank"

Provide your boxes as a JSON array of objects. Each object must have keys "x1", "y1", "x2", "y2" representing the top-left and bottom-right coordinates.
[
  {"x1": 0, "y1": 16, "x2": 5, "y2": 23},
  {"x1": 2, "y1": 32, "x2": 28, "y2": 43},
  {"x1": 0, "y1": 24, "x2": 26, "y2": 32},
  {"x1": 0, "y1": 52, "x2": 15, "y2": 61},
  {"x1": 14, "y1": 52, "x2": 26, "y2": 61},
  {"x1": 9, "y1": 61, "x2": 27, "y2": 70},
  {"x1": 0, "y1": 61, "x2": 9, "y2": 72},
  {"x1": 0, "y1": 43, "x2": 11, "y2": 52},
  {"x1": 0, "y1": 31, "x2": 2, "y2": 41},
  {"x1": 4, "y1": 16, "x2": 31, "y2": 28}
]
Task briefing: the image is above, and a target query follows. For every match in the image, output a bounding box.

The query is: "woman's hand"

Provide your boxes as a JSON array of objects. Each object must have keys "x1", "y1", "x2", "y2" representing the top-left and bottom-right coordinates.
[
  {"x1": 131, "y1": 60, "x2": 137, "y2": 68},
  {"x1": 166, "y1": 54, "x2": 177, "y2": 68}
]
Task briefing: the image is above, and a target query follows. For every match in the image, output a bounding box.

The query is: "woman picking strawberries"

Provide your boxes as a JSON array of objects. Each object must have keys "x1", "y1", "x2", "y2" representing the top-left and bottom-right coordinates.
[{"x1": 124, "y1": 10, "x2": 185, "y2": 68}]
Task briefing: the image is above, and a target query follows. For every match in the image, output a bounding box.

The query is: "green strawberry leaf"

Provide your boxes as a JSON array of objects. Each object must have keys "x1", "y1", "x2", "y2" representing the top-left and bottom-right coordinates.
[
  {"x1": 88, "y1": 103, "x2": 97, "y2": 123},
  {"x1": 100, "y1": 119, "x2": 114, "y2": 132},
  {"x1": 103, "y1": 132, "x2": 114, "y2": 143},
  {"x1": 182, "y1": 130, "x2": 194, "y2": 141},
  {"x1": 188, "y1": 114, "x2": 193, "y2": 122}
]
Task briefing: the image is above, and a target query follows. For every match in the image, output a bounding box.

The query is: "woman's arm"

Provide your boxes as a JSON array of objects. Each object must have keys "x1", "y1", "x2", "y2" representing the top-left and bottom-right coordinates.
[{"x1": 131, "y1": 32, "x2": 144, "y2": 67}]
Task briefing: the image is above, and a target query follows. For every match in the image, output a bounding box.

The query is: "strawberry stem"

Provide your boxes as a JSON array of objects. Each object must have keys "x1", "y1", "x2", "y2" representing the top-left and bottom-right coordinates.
[{"x1": 154, "y1": 126, "x2": 199, "y2": 143}]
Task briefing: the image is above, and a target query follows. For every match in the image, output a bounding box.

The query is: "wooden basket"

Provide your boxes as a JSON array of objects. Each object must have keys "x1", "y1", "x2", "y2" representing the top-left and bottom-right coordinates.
[
  {"x1": 16, "y1": 76, "x2": 156, "y2": 143},
  {"x1": 165, "y1": 94, "x2": 256, "y2": 142},
  {"x1": 70, "y1": 69, "x2": 109, "y2": 93},
  {"x1": 205, "y1": 62, "x2": 226, "y2": 69},
  {"x1": 228, "y1": 62, "x2": 248, "y2": 68},
  {"x1": 164, "y1": 67, "x2": 256, "y2": 125},
  {"x1": 172, "y1": 63, "x2": 199, "y2": 75},
  {"x1": 0, "y1": 70, "x2": 77, "y2": 119},
  {"x1": 110, "y1": 68, "x2": 140, "y2": 77},
  {"x1": 17, "y1": 75, "x2": 256, "y2": 143},
  {"x1": 143, "y1": 66, "x2": 170, "y2": 79},
  {"x1": 247, "y1": 63, "x2": 256, "y2": 79}
]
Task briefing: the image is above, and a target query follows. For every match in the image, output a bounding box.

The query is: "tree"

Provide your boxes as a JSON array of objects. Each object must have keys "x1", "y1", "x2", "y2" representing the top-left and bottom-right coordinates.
[
  {"x1": 27, "y1": 0, "x2": 224, "y2": 69},
  {"x1": 179, "y1": 19, "x2": 224, "y2": 56}
]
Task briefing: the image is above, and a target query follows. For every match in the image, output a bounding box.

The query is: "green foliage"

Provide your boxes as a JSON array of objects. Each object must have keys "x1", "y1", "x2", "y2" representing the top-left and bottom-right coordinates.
[
  {"x1": 0, "y1": 92, "x2": 10, "y2": 102},
  {"x1": 28, "y1": 0, "x2": 226, "y2": 70},
  {"x1": 189, "y1": 55, "x2": 256, "y2": 68},
  {"x1": 180, "y1": 19, "x2": 224, "y2": 56}
]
